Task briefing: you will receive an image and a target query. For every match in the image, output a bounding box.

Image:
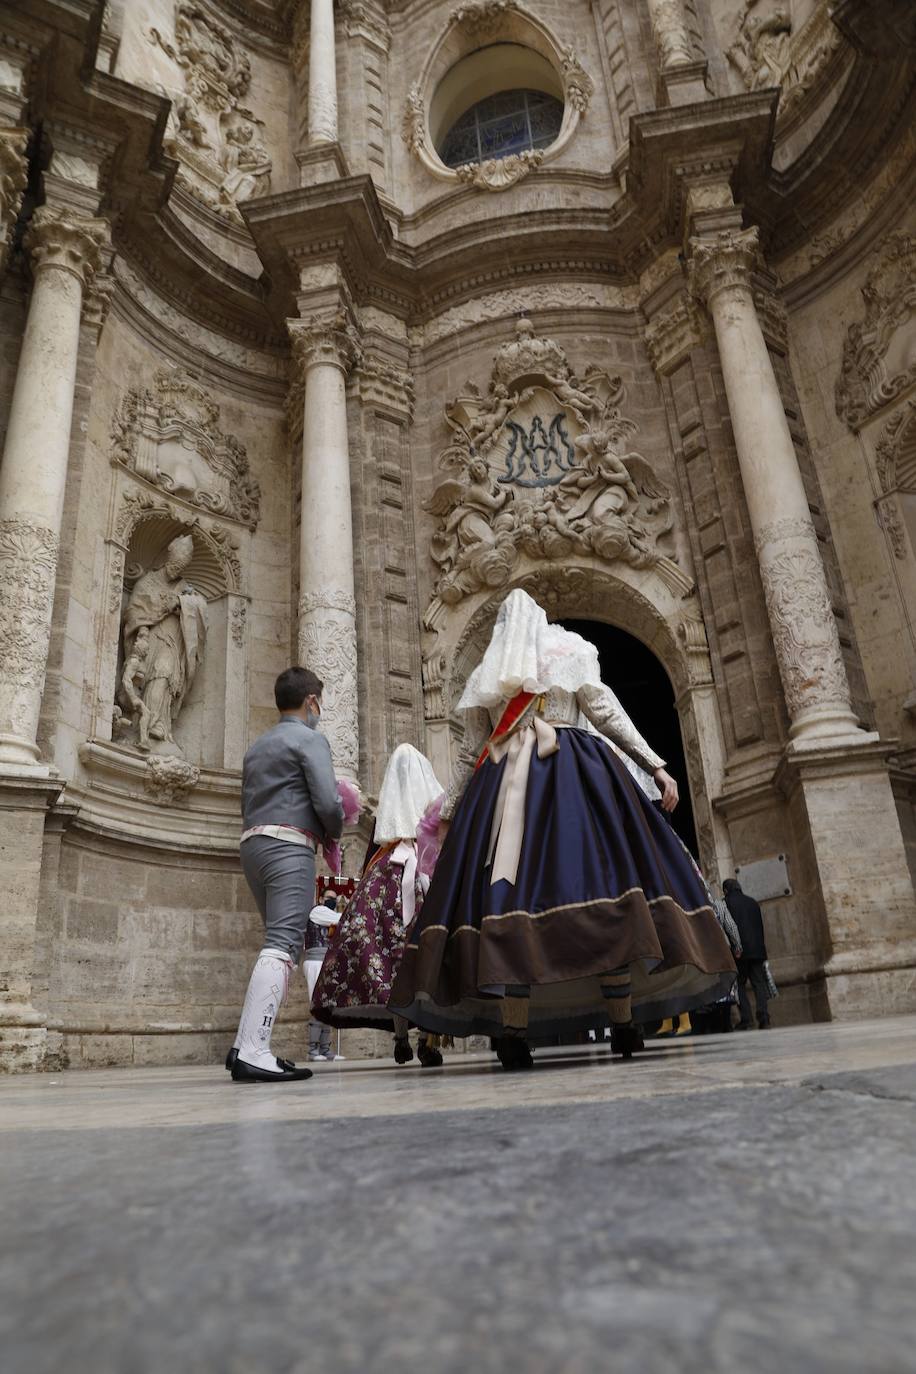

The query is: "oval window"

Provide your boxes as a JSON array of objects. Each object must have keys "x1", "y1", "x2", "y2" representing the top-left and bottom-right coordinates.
[{"x1": 438, "y1": 88, "x2": 565, "y2": 169}]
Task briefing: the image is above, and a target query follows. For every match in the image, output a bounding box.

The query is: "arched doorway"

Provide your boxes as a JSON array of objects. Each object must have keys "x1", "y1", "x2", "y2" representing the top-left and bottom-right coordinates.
[{"x1": 560, "y1": 619, "x2": 699, "y2": 857}]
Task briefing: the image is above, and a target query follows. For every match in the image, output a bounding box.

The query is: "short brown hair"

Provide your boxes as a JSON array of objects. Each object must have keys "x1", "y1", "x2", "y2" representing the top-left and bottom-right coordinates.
[{"x1": 274, "y1": 666, "x2": 323, "y2": 711}]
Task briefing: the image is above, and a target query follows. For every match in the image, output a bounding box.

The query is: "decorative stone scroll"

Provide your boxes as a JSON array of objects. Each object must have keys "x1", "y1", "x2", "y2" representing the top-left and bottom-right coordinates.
[
  {"x1": 110, "y1": 369, "x2": 260, "y2": 530},
  {"x1": 835, "y1": 231, "x2": 916, "y2": 432},
  {"x1": 727, "y1": 0, "x2": 845, "y2": 126},
  {"x1": 149, "y1": 2, "x2": 271, "y2": 220},
  {"x1": 143, "y1": 754, "x2": 201, "y2": 805},
  {"x1": 422, "y1": 320, "x2": 684, "y2": 620}
]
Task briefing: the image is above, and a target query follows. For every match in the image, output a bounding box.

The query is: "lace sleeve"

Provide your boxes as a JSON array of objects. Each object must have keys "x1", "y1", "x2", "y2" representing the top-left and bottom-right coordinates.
[
  {"x1": 441, "y1": 707, "x2": 491, "y2": 820},
  {"x1": 576, "y1": 683, "x2": 665, "y2": 776}
]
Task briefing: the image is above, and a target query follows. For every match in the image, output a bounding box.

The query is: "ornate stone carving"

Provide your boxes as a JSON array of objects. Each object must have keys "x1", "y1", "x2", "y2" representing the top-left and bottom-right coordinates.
[
  {"x1": 110, "y1": 369, "x2": 260, "y2": 529},
  {"x1": 357, "y1": 356, "x2": 415, "y2": 418},
  {"x1": 677, "y1": 616, "x2": 714, "y2": 686},
  {"x1": 0, "y1": 128, "x2": 28, "y2": 272},
  {"x1": 297, "y1": 591, "x2": 359, "y2": 776},
  {"x1": 143, "y1": 754, "x2": 201, "y2": 805},
  {"x1": 0, "y1": 518, "x2": 59, "y2": 696},
  {"x1": 421, "y1": 651, "x2": 448, "y2": 720},
  {"x1": 455, "y1": 150, "x2": 544, "y2": 193},
  {"x1": 230, "y1": 600, "x2": 247, "y2": 648},
  {"x1": 25, "y1": 207, "x2": 109, "y2": 289},
  {"x1": 149, "y1": 3, "x2": 272, "y2": 221},
  {"x1": 646, "y1": 0, "x2": 694, "y2": 69},
  {"x1": 835, "y1": 231, "x2": 916, "y2": 431},
  {"x1": 150, "y1": 3, "x2": 251, "y2": 110},
  {"x1": 758, "y1": 545, "x2": 850, "y2": 718},
  {"x1": 339, "y1": 0, "x2": 391, "y2": 49},
  {"x1": 875, "y1": 401, "x2": 916, "y2": 560},
  {"x1": 645, "y1": 293, "x2": 706, "y2": 376},
  {"x1": 688, "y1": 227, "x2": 761, "y2": 306},
  {"x1": 727, "y1": 1, "x2": 845, "y2": 126},
  {"x1": 289, "y1": 313, "x2": 362, "y2": 376},
  {"x1": 450, "y1": 0, "x2": 519, "y2": 35},
  {"x1": 120, "y1": 532, "x2": 207, "y2": 755},
  {"x1": 422, "y1": 320, "x2": 682, "y2": 614},
  {"x1": 753, "y1": 286, "x2": 789, "y2": 355},
  {"x1": 559, "y1": 47, "x2": 594, "y2": 113}
]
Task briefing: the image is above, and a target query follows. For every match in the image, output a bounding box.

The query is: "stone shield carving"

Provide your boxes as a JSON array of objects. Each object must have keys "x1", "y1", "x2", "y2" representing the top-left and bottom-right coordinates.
[
  {"x1": 422, "y1": 320, "x2": 681, "y2": 619},
  {"x1": 111, "y1": 369, "x2": 260, "y2": 530}
]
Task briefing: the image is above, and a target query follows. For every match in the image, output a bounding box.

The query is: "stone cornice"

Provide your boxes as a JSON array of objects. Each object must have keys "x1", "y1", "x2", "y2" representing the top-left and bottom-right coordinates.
[{"x1": 644, "y1": 291, "x2": 707, "y2": 376}]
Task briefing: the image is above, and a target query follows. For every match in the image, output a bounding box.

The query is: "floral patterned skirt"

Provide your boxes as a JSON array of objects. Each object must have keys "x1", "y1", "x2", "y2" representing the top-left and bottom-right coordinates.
[{"x1": 311, "y1": 853, "x2": 422, "y2": 1031}]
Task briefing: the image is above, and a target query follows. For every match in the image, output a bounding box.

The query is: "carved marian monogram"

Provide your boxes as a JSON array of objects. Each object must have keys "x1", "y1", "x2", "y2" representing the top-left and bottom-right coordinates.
[
  {"x1": 111, "y1": 369, "x2": 260, "y2": 530},
  {"x1": 149, "y1": 2, "x2": 271, "y2": 221},
  {"x1": 423, "y1": 320, "x2": 680, "y2": 610},
  {"x1": 835, "y1": 231, "x2": 916, "y2": 431}
]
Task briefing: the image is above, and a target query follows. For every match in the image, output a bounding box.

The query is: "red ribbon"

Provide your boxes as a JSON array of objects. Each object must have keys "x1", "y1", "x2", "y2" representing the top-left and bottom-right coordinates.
[{"x1": 474, "y1": 691, "x2": 536, "y2": 771}]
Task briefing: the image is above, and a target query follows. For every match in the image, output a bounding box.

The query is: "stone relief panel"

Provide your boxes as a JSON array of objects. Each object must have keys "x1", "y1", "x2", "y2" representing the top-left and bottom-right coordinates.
[
  {"x1": 110, "y1": 368, "x2": 261, "y2": 529},
  {"x1": 835, "y1": 231, "x2": 916, "y2": 431},
  {"x1": 725, "y1": 0, "x2": 845, "y2": 126},
  {"x1": 149, "y1": 2, "x2": 271, "y2": 220},
  {"x1": 422, "y1": 320, "x2": 688, "y2": 625}
]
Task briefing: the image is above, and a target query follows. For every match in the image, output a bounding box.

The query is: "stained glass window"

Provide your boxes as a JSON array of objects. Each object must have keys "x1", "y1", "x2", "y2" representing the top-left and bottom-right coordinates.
[{"x1": 439, "y1": 89, "x2": 564, "y2": 169}]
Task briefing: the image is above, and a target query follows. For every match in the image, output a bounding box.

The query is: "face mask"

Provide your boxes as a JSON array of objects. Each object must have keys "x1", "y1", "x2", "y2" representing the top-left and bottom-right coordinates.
[{"x1": 305, "y1": 698, "x2": 321, "y2": 728}]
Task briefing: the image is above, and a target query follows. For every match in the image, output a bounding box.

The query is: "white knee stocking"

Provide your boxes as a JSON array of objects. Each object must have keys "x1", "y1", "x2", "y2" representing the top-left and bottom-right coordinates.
[{"x1": 235, "y1": 947, "x2": 293, "y2": 1072}]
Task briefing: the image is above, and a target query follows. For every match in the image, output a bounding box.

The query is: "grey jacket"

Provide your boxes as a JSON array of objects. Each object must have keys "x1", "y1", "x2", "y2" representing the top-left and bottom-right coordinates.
[{"x1": 242, "y1": 716, "x2": 344, "y2": 841}]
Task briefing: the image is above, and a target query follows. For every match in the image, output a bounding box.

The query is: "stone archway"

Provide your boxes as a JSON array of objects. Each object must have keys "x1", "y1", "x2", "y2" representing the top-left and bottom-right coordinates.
[{"x1": 421, "y1": 561, "x2": 734, "y2": 885}]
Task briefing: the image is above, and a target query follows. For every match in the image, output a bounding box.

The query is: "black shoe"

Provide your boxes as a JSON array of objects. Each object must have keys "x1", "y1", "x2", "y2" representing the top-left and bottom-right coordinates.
[
  {"x1": 225, "y1": 1047, "x2": 238, "y2": 1070},
  {"x1": 610, "y1": 1023, "x2": 643, "y2": 1060},
  {"x1": 736, "y1": 1022, "x2": 751, "y2": 1031},
  {"x1": 394, "y1": 1038, "x2": 414, "y2": 1065},
  {"x1": 758, "y1": 1021, "x2": 771, "y2": 1030},
  {"x1": 231, "y1": 1057, "x2": 313, "y2": 1083},
  {"x1": 417, "y1": 1043, "x2": 443, "y2": 1068},
  {"x1": 495, "y1": 1036, "x2": 533, "y2": 1071}
]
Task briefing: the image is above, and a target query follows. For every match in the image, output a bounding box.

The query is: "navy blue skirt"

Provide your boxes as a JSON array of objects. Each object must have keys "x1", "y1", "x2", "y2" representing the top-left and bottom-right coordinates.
[{"x1": 389, "y1": 727, "x2": 735, "y2": 1037}]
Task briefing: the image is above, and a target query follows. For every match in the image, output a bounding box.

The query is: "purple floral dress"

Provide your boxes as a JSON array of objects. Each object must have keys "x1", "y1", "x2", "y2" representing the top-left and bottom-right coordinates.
[{"x1": 311, "y1": 848, "x2": 426, "y2": 1031}]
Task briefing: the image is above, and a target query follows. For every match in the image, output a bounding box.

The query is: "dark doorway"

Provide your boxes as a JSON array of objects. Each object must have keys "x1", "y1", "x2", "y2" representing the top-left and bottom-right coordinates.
[{"x1": 560, "y1": 619, "x2": 699, "y2": 857}]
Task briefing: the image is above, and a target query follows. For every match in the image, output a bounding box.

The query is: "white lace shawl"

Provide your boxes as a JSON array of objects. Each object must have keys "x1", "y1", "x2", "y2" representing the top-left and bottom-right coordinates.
[
  {"x1": 457, "y1": 589, "x2": 602, "y2": 710},
  {"x1": 374, "y1": 743, "x2": 444, "y2": 843}
]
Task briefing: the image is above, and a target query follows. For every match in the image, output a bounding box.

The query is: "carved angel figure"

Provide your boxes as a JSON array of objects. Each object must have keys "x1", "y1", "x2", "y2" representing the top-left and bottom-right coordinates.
[
  {"x1": 121, "y1": 534, "x2": 207, "y2": 751},
  {"x1": 424, "y1": 458, "x2": 516, "y2": 603},
  {"x1": 728, "y1": 2, "x2": 791, "y2": 90},
  {"x1": 220, "y1": 123, "x2": 271, "y2": 204},
  {"x1": 552, "y1": 429, "x2": 671, "y2": 568}
]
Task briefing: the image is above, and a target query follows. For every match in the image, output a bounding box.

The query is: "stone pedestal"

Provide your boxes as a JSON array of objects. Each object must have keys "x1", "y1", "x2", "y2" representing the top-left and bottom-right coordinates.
[
  {"x1": 0, "y1": 207, "x2": 108, "y2": 771},
  {"x1": 289, "y1": 314, "x2": 361, "y2": 778},
  {"x1": 0, "y1": 774, "x2": 63, "y2": 1070}
]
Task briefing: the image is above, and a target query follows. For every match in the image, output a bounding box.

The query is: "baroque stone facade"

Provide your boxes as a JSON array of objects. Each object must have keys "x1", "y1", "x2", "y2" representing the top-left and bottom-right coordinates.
[{"x1": 0, "y1": 0, "x2": 915, "y2": 1071}]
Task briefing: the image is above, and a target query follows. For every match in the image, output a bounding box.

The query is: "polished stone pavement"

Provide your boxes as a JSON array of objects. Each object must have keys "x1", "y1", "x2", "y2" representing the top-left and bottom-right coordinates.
[{"x1": 2, "y1": 1017, "x2": 916, "y2": 1374}]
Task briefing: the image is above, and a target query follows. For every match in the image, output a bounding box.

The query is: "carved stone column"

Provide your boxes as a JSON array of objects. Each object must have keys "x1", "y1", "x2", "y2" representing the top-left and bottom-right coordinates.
[
  {"x1": 309, "y1": 0, "x2": 339, "y2": 144},
  {"x1": 289, "y1": 313, "x2": 361, "y2": 777},
  {"x1": 0, "y1": 127, "x2": 28, "y2": 275},
  {"x1": 645, "y1": 0, "x2": 708, "y2": 104},
  {"x1": 689, "y1": 227, "x2": 861, "y2": 749},
  {"x1": 0, "y1": 207, "x2": 109, "y2": 771}
]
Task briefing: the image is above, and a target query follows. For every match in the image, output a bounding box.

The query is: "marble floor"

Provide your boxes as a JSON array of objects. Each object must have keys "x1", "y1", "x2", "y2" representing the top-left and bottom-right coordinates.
[{"x1": 2, "y1": 1017, "x2": 916, "y2": 1373}]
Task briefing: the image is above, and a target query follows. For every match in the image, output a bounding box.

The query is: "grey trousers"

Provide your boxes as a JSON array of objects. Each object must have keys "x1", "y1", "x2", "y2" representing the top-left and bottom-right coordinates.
[{"x1": 240, "y1": 835, "x2": 316, "y2": 962}]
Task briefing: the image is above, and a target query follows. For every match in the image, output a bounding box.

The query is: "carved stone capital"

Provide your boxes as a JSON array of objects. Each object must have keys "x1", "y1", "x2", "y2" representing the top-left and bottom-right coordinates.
[
  {"x1": 25, "y1": 206, "x2": 110, "y2": 290},
  {"x1": 644, "y1": 293, "x2": 706, "y2": 376},
  {"x1": 339, "y1": 0, "x2": 390, "y2": 49},
  {"x1": 288, "y1": 313, "x2": 362, "y2": 376},
  {"x1": 688, "y1": 226, "x2": 761, "y2": 308},
  {"x1": 0, "y1": 128, "x2": 28, "y2": 268}
]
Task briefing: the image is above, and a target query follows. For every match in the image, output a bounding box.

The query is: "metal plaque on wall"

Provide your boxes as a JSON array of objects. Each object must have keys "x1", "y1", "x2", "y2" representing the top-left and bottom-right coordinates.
[{"x1": 734, "y1": 854, "x2": 791, "y2": 902}]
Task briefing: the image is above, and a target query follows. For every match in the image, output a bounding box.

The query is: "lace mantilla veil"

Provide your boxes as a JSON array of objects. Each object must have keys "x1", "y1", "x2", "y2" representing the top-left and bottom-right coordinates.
[{"x1": 374, "y1": 743, "x2": 445, "y2": 844}]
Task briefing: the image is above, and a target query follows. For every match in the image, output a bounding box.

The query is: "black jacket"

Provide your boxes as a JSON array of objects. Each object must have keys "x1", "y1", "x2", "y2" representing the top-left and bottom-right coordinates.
[{"x1": 724, "y1": 887, "x2": 767, "y2": 961}]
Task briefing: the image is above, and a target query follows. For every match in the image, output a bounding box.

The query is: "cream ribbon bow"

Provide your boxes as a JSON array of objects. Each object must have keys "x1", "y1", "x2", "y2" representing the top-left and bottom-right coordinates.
[
  {"x1": 487, "y1": 717, "x2": 560, "y2": 887},
  {"x1": 390, "y1": 840, "x2": 420, "y2": 928}
]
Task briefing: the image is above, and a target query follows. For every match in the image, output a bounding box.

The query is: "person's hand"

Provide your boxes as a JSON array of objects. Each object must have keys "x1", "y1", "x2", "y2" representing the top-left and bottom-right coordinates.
[{"x1": 653, "y1": 767, "x2": 679, "y2": 813}]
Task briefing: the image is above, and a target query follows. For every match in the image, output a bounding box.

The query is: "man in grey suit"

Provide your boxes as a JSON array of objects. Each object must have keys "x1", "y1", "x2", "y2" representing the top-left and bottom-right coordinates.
[{"x1": 228, "y1": 666, "x2": 344, "y2": 1082}]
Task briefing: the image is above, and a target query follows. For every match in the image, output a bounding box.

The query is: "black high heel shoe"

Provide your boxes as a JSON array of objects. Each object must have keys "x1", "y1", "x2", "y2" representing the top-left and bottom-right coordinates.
[{"x1": 495, "y1": 1036, "x2": 534, "y2": 1071}]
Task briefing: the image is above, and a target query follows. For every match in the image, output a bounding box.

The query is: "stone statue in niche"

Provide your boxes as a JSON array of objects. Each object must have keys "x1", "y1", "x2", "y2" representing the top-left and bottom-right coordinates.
[
  {"x1": 219, "y1": 118, "x2": 271, "y2": 205},
  {"x1": 119, "y1": 533, "x2": 207, "y2": 755},
  {"x1": 423, "y1": 321, "x2": 683, "y2": 615},
  {"x1": 727, "y1": 0, "x2": 792, "y2": 89}
]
